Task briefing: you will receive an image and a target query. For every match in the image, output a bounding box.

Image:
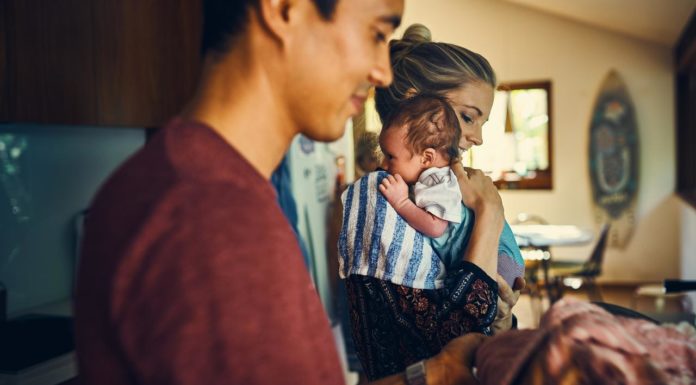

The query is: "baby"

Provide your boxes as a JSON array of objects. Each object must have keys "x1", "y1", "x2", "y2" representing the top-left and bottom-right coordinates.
[{"x1": 378, "y1": 94, "x2": 524, "y2": 287}]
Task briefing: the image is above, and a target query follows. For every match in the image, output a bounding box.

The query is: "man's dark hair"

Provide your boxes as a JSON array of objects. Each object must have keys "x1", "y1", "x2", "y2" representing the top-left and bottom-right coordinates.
[{"x1": 202, "y1": 0, "x2": 339, "y2": 56}]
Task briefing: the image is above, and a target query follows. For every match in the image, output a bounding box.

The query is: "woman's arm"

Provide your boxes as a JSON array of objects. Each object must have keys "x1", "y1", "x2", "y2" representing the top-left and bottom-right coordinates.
[
  {"x1": 452, "y1": 162, "x2": 525, "y2": 333},
  {"x1": 379, "y1": 174, "x2": 449, "y2": 238},
  {"x1": 451, "y1": 163, "x2": 503, "y2": 278}
]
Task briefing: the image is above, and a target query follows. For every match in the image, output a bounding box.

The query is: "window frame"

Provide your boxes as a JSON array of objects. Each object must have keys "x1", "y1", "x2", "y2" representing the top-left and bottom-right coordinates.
[{"x1": 490, "y1": 80, "x2": 553, "y2": 190}]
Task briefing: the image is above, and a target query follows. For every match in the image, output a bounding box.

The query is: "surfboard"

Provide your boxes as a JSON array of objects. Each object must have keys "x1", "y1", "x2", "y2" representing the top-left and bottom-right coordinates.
[{"x1": 588, "y1": 70, "x2": 639, "y2": 248}]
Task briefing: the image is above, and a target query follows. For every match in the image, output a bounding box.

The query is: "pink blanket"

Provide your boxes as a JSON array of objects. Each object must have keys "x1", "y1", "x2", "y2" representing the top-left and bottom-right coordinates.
[{"x1": 475, "y1": 298, "x2": 696, "y2": 385}]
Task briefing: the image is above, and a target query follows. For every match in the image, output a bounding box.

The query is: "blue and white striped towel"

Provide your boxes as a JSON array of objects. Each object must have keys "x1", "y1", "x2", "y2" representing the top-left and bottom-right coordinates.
[{"x1": 338, "y1": 170, "x2": 446, "y2": 289}]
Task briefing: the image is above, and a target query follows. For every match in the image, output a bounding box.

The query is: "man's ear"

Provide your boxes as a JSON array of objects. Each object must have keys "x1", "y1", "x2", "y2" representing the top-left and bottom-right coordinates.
[
  {"x1": 421, "y1": 148, "x2": 437, "y2": 167},
  {"x1": 258, "y1": 0, "x2": 294, "y2": 43}
]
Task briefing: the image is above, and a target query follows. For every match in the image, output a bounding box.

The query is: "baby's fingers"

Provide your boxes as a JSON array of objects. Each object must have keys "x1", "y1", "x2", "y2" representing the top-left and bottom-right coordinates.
[{"x1": 380, "y1": 178, "x2": 392, "y2": 189}]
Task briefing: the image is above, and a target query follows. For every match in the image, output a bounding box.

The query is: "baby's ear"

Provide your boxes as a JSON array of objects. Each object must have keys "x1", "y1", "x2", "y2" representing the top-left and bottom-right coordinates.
[{"x1": 421, "y1": 148, "x2": 437, "y2": 167}]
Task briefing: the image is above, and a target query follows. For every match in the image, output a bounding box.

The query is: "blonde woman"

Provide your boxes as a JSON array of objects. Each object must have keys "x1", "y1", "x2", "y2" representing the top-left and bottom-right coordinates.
[{"x1": 339, "y1": 24, "x2": 524, "y2": 381}]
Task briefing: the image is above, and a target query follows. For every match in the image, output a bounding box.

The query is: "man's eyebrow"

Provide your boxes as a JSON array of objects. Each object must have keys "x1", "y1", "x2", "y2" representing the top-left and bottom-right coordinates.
[{"x1": 378, "y1": 15, "x2": 402, "y2": 29}]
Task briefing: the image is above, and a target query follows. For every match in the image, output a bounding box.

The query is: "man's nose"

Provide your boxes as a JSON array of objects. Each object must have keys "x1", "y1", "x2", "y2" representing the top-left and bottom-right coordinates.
[{"x1": 368, "y1": 48, "x2": 393, "y2": 87}]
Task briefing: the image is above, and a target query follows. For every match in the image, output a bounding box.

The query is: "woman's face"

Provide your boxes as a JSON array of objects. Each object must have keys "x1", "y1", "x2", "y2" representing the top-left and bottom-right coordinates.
[{"x1": 444, "y1": 81, "x2": 495, "y2": 151}]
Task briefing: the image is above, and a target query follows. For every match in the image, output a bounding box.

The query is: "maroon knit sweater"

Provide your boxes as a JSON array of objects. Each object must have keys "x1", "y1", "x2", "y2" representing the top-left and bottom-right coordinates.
[{"x1": 75, "y1": 119, "x2": 343, "y2": 385}]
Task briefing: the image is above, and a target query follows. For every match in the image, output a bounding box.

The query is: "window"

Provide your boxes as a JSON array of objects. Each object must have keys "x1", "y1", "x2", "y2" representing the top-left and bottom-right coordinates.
[{"x1": 465, "y1": 81, "x2": 553, "y2": 189}]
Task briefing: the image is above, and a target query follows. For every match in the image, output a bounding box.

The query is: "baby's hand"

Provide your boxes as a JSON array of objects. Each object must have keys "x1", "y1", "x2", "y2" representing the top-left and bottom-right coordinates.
[{"x1": 379, "y1": 174, "x2": 410, "y2": 209}]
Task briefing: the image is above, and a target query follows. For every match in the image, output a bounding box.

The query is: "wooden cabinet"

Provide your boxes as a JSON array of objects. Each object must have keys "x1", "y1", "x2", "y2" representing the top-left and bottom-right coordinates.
[
  {"x1": 676, "y1": 10, "x2": 696, "y2": 207},
  {"x1": 1, "y1": 0, "x2": 202, "y2": 127}
]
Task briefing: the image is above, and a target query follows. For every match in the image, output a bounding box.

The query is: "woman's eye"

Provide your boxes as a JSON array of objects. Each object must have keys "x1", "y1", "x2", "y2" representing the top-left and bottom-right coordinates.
[{"x1": 460, "y1": 113, "x2": 473, "y2": 124}]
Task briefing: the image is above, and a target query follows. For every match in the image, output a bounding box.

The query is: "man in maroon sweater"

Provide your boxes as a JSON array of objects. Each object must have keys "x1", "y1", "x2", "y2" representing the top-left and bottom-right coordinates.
[{"x1": 75, "y1": 0, "x2": 510, "y2": 384}]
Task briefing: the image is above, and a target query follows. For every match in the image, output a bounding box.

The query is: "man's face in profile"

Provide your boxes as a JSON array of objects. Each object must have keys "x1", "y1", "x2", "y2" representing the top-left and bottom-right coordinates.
[{"x1": 284, "y1": 0, "x2": 403, "y2": 143}]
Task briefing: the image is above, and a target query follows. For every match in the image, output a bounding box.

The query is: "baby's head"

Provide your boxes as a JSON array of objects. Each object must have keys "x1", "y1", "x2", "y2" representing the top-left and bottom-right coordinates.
[{"x1": 379, "y1": 94, "x2": 461, "y2": 184}]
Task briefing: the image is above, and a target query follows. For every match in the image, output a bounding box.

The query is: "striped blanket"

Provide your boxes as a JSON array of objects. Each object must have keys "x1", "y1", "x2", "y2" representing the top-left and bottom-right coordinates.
[{"x1": 338, "y1": 170, "x2": 446, "y2": 289}]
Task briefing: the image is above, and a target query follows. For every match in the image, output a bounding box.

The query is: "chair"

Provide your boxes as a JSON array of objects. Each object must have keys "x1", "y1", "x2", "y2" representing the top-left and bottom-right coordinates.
[{"x1": 547, "y1": 224, "x2": 610, "y2": 302}]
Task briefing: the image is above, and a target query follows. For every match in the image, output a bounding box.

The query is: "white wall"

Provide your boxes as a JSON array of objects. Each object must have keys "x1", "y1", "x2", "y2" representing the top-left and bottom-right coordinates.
[{"x1": 400, "y1": 0, "x2": 679, "y2": 282}]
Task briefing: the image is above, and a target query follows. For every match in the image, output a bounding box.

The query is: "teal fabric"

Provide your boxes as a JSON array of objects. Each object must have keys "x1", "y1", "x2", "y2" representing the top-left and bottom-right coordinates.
[
  {"x1": 431, "y1": 205, "x2": 475, "y2": 269},
  {"x1": 432, "y1": 205, "x2": 524, "y2": 286}
]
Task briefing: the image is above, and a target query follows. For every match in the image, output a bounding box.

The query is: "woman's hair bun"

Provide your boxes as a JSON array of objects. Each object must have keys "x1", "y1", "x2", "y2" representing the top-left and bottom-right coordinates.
[{"x1": 401, "y1": 23, "x2": 432, "y2": 43}]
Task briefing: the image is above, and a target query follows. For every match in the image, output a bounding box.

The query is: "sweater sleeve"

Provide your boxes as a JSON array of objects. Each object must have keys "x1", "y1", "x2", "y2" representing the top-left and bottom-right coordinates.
[
  {"x1": 344, "y1": 260, "x2": 500, "y2": 380},
  {"x1": 443, "y1": 261, "x2": 499, "y2": 331}
]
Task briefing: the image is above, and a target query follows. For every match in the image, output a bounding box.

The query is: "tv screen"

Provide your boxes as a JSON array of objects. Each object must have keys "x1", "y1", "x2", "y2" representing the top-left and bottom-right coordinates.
[{"x1": 0, "y1": 124, "x2": 145, "y2": 317}]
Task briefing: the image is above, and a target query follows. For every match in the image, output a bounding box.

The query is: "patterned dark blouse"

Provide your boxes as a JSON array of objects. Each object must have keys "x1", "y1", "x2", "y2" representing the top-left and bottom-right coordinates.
[{"x1": 345, "y1": 261, "x2": 498, "y2": 381}]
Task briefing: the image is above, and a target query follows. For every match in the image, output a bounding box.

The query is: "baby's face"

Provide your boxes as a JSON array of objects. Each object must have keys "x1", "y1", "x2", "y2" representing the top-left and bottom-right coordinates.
[{"x1": 379, "y1": 125, "x2": 425, "y2": 184}]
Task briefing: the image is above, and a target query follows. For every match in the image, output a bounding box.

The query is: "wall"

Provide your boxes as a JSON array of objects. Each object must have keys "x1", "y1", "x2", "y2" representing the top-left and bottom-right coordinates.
[{"x1": 400, "y1": 0, "x2": 679, "y2": 282}]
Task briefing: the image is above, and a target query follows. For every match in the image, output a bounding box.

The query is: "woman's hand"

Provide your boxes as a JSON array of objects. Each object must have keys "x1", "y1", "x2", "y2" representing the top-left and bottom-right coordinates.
[
  {"x1": 492, "y1": 275, "x2": 525, "y2": 334},
  {"x1": 451, "y1": 163, "x2": 502, "y2": 219}
]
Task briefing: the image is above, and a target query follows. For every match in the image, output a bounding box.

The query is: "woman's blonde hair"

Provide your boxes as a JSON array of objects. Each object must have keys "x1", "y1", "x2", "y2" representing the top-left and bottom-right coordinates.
[
  {"x1": 375, "y1": 23, "x2": 497, "y2": 122},
  {"x1": 355, "y1": 131, "x2": 382, "y2": 173}
]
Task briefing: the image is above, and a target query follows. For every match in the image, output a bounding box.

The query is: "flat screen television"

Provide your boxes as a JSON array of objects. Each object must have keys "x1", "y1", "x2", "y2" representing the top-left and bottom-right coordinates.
[{"x1": 0, "y1": 124, "x2": 145, "y2": 318}]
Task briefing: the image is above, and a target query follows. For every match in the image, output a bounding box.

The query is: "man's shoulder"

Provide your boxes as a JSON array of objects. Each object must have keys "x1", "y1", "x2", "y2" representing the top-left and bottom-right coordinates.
[
  {"x1": 169, "y1": 180, "x2": 278, "y2": 222},
  {"x1": 88, "y1": 167, "x2": 281, "y2": 258},
  {"x1": 92, "y1": 120, "x2": 275, "y2": 222}
]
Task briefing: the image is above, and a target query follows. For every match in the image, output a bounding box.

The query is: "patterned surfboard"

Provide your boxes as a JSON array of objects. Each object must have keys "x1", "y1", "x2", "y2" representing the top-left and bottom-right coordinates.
[{"x1": 588, "y1": 70, "x2": 639, "y2": 248}]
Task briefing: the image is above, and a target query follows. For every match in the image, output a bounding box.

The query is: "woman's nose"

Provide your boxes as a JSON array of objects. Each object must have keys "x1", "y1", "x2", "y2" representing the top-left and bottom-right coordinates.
[
  {"x1": 468, "y1": 135, "x2": 483, "y2": 146},
  {"x1": 466, "y1": 124, "x2": 484, "y2": 146}
]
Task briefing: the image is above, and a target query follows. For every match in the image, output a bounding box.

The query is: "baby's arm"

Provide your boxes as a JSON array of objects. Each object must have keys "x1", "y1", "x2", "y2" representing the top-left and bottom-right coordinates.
[{"x1": 379, "y1": 174, "x2": 448, "y2": 238}]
